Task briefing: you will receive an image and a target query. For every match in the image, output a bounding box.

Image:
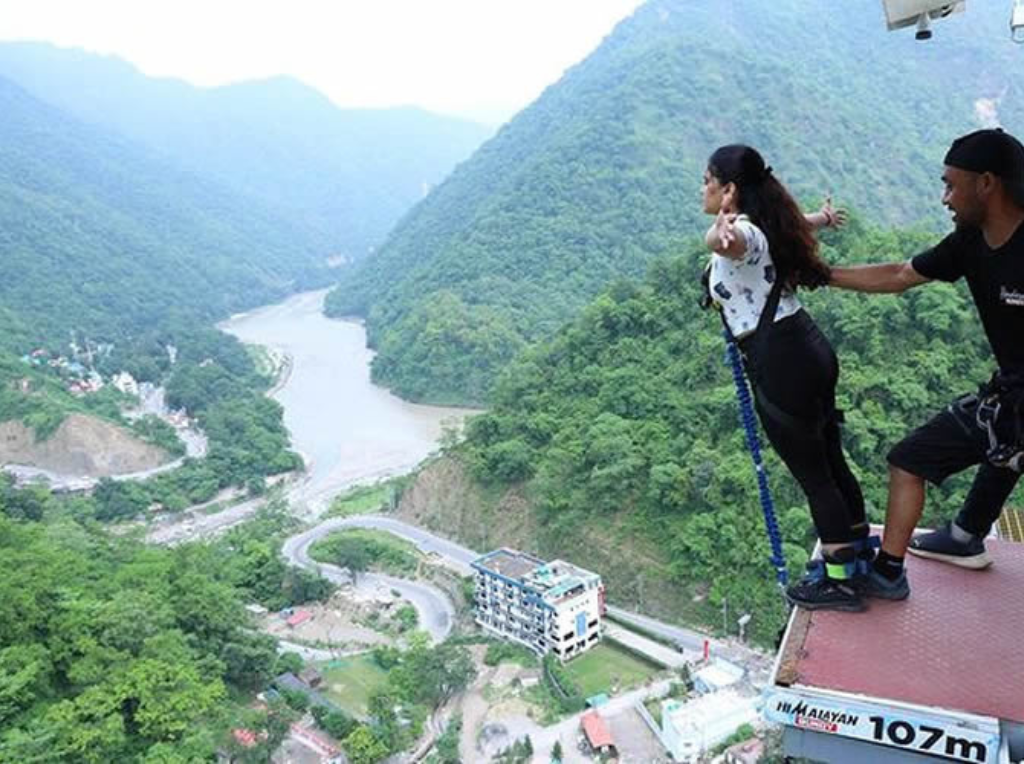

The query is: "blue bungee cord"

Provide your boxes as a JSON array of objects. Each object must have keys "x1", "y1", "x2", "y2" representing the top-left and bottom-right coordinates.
[{"x1": 724, "y1": 329, "x2": 788, "y2": 588}]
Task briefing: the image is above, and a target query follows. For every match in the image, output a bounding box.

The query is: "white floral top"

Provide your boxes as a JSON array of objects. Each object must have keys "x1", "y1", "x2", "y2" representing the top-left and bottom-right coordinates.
[{"x1": 708, "y1": 214, "x2": 801, "y2": 338}]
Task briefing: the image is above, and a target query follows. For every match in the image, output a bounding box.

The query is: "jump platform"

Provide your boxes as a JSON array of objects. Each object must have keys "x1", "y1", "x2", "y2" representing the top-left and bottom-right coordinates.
[{"x1": 766, "y1": 535, "x2": 1024, "y2": 763}]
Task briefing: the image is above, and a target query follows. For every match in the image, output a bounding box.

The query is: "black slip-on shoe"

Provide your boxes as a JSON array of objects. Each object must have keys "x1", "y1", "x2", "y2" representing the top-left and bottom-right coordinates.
[{"x1": 908, "y1": 523, "x2": 993, "y2": 570}]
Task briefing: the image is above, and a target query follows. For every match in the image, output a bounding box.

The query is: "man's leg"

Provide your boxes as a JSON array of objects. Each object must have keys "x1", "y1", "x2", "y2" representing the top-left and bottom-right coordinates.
[
  {"x1": 880, "y1": 465, "x2": 927, "y2": 558},
  {"x1": 861, "y1": 408, "x2": 976, "y2": 598},
  {"x1": 954, "y1": 463, "x2": 1021, "y2": 538},
  {"x1": 907, "y1": 463, "x2": 1019, "y2": 568}
]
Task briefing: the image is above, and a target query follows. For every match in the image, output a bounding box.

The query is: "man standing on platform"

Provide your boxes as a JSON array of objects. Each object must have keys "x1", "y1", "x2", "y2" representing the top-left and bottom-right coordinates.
[{"x1": 828, "y1": 128, "x2": 1024, "y2": 599}]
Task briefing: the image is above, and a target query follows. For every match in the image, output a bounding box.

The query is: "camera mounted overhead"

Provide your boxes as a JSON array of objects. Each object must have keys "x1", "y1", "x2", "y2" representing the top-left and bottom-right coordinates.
[
  {"x1": 881, "y1": 0, "x2": 965, "y2": 40},
  {"x1": 1013, "y1": 0, "x2": 1024, "y2": 42}
]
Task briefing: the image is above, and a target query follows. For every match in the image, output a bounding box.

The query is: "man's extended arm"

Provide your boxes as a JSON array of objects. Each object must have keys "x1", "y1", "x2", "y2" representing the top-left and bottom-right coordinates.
[{"x1": 829, "y1": 261, "x2": 931, "y2": 294}]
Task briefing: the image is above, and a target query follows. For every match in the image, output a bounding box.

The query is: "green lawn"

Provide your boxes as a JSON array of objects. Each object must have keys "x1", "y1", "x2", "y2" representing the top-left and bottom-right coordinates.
[
  {"x1": 309, "y1": 528, "x2": 420, "y2": 576},
  {"x1": 562, "y1": 642, "x2": 662, "y2": 697},
  {"x1": 318, "y1": 655, "x2": 390, "y2": 718}
]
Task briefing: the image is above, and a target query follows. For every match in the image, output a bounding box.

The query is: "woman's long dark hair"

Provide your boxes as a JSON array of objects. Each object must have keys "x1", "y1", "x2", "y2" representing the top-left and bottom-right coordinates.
[{"x1": 708, "y1": 145, "x2": 830, "y2": 290}]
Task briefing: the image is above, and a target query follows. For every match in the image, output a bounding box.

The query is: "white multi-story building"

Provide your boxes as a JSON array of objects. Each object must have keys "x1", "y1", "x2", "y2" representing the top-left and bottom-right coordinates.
[
  {"x1": 111, "y1": 371, "x2": 139, "y2": 397},
  {"x1": 472, "y1": 548, "x2": 605, "y2": 662},
  {"x1": 660, "y1": 689, "x2": 760, "y2": 763}
]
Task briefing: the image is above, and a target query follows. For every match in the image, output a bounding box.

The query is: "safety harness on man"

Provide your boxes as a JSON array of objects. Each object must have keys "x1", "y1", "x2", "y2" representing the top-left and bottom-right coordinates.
[{"x1": 951, "y1": 371, "x2": 1024, "y2": 473}]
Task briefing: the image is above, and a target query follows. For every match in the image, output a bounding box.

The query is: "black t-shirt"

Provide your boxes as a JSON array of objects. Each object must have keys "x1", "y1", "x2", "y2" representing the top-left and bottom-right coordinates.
[{"x1": 912, "y1": 222, "x2": 1024, "y2": 374}]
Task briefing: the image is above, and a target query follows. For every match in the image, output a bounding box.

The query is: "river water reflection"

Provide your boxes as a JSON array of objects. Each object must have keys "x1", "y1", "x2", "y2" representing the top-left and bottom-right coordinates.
[{"x1": 222, "y1": 290, "x2": 474, "y2": 513}]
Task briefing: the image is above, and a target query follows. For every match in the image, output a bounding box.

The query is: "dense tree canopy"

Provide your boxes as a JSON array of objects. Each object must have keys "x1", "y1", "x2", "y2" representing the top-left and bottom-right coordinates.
[{"x1": 0, "y1": 505, "x2": 281, "y2": 762}]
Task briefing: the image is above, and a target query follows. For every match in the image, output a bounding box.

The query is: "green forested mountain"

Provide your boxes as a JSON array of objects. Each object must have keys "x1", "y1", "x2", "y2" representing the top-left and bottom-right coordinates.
[
  {"x1": 0, "y1": 75, "x2": 327, "y2": 349},
  {"x1": 460, "y1": 219, "x2": 1008, "y2": 644},
  {"x1": 0, "y1": 75, "x2": 310, "y2": 497},
  {"x1": 0, "y1": 42, "x2": 491, "y2": 261},
  {"x1": 328, "y1": 0, "x2": 1024, "y2": 404}
]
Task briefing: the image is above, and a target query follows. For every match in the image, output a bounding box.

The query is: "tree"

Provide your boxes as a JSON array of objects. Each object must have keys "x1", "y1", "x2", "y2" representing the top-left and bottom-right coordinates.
[
  {"x1": 280, "y1": 688, "x2": 310, "y2": 713},
  {"x1": 92, "y1": 478, "x2": 151, "y2": 521},
  {"x1": 551, "y1": 740, "x2": 564, "y2": 761},
  {"x1": 316, "y1": 708, "x2": 357, "y2": 741},
  {"x1": 323, "y1": 536, "x2": 371, "y2": 582},
  {"x1": 0, "y1": 644, "x2": 52, "y2": 725},
  {"x1": 282, "y1": 568, "x2": 334, "y2": 606},
  {"x1": 433, "y1": 712, "x2": 461, "y2": 763},
  {"x1": 118, "y1": 658, "x2": 225, "y2": 742},
  {"x1": 219, "y1": 633, "x2": 277, "y2": 691},
  {"x1": 46, "y1": 686, "x2": 128, "y2": 764},
  {"x1": 390, "y1": 643, "x2": 476, "y2": 707},
  {"x1": 343, "y1": 725, "x2": 389, "y2": 764},
  {"x1": 0, "y1": 481, "x2": 47, "y2": 521},
  {"x1": 371, "y1": 645, "x2": 401, "y2": 670},
  {"x1": 274, "y1": 652, "x2": 304, "y2": 677}
]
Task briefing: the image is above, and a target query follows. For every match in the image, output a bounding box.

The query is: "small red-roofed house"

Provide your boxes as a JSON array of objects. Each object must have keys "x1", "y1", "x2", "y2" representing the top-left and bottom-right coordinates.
[
  {"x1": 286, "y1": 609, "x2": 313, "y2": 628},
  {"x1": 580, "y1": 710, "x2": 616, "y2": 757}
]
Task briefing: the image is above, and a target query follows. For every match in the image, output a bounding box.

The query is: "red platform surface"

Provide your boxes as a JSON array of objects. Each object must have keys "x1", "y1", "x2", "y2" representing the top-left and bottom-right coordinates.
[{"x1": 777, "y1": 537, "x2": 1024, "y2": 723}]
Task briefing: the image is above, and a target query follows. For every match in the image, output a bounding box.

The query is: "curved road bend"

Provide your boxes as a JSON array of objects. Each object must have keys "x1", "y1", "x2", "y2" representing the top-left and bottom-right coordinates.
[
  {"x1": 283, "y1": 515, "x2": 737, "y2": 660},
  {"x1": 282, "y1": 518, "x2": 456, "y2": 645}
]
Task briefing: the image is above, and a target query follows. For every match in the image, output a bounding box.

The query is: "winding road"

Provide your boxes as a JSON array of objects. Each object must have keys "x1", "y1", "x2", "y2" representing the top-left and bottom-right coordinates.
[
  {"x1": 278, "y1": 514, "x2": 745, "y2": 663},
  {"x1": 150, "y1": 494, "x2": 752, "y2": 663},
  {"x1": 281, "y1": 516, "x2": 457, "y2": 644}
]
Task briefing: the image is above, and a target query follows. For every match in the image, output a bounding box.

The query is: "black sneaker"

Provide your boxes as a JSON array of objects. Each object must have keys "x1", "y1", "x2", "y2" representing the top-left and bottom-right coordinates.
[
  {"x1": 908, "y1": 523, "x2": 993, "y2": 570},
  {"x1": 786, "y1": 574, "x2": 866, "y2": 612},
  {"x1": 855, "y1": 568, "x2": 910, "y2": 600}
]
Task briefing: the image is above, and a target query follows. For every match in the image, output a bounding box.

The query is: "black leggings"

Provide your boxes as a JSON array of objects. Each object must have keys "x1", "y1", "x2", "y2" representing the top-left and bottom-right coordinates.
[{"x1": 740, "y1": 310, "x2": 866, "y2": 544}]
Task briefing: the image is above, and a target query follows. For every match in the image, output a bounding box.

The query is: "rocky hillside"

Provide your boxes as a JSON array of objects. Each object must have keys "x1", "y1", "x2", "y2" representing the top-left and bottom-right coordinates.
[
  {"x1": 392, "y1": 456, "x2": 702, "y2": 630},
  {"x1": 0, "y1": 414, "x2": 170, "y2": 477}
]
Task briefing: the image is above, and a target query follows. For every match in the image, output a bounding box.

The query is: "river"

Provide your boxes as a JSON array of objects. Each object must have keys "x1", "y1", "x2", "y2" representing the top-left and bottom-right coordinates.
[{"x1": 221, "y1": 289, "x2": 473, "y2": 515}]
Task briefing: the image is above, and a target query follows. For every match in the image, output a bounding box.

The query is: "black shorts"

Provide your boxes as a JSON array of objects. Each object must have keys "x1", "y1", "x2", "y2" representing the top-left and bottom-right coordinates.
[{"x1": 886, "y1": 403, "x2": 988, "y2": 485}]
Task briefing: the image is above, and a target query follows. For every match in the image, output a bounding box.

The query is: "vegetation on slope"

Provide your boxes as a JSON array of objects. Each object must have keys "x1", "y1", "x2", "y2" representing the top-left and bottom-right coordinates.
[
  {"x1": 460, "y1": 218, "x2": 1005, "y2": 644},
  {"x1": 328, "y1": 0, "x2": 1024, "y2": 404}
]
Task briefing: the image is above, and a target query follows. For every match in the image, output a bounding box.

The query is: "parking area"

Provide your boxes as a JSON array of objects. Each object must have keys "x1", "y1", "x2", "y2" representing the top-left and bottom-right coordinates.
[{"x1": 604, "y1": 707, "x2": 671, "y2": 763}]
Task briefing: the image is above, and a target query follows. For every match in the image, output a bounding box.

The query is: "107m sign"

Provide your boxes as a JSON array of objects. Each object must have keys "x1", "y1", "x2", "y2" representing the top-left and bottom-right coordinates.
[
  {"x1": 869, "y1": 716, "x2": 987, "y2": 762},
  {"x1": 764, "y1": 690, "x2": 1000, "y2": 764}
]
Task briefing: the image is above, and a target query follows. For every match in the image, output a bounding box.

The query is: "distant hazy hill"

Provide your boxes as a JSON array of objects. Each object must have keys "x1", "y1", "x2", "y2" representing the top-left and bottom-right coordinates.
[
  {"x1": 327, "y1": 0, "x2": 1024, "y2": 404},
  {"x1": 0, "y1": 42, "x2": 491, "y2": 260},
  {"x1": 0, "y1": 75, "x2": 324, "y2": 347}
]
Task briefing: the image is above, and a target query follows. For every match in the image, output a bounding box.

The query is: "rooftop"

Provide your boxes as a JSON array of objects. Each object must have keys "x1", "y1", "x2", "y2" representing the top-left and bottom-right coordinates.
[
  {"x1": 693, "y1": 657, "x2": 745, "y2": 692},
  {"x1": 663, "y1": 688, "x2": 758, "y2": 731},
  {"x1": 286, "y1": 609, "x2": 313, "y2": 627},
  {"x1": 523, "y1": 559, "x2": 600, "y2": 604},
  {"x1": 473, "y1": 548, "x2": 601, "y2": 605},
  {"x1": 581, "y1": 710, "x2": 615, "y2": 749},
  {"x1": 775, "y1": 535, "x2": 1024, "y2": 724},
  {"x1": 473, "y1": 548, "x2": 546, "y2": 580}
]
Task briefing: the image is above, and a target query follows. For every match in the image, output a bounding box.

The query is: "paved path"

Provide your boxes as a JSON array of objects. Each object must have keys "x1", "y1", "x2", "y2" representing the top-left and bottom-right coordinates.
[{"x1": 603, "y1": 624, "x2": 695, "y2": 668}]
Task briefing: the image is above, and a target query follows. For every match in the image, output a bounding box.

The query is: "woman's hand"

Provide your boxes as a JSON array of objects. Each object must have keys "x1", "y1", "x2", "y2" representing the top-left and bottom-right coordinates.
[
  {"x1": 714, "y1": 208, "x2": 738, "y2": 249},
  {"x1": 818, "y1": 195, "x2": 848, "y2": 229},
  {"x1": 706, "y1": 208, "x2": 743, "y2": 257}
]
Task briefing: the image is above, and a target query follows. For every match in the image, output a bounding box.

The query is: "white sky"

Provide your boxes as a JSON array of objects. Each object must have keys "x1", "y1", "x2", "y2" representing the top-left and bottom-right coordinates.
[{"x1": 0, "y1": 0, "x2": 645, "y2": 124}]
